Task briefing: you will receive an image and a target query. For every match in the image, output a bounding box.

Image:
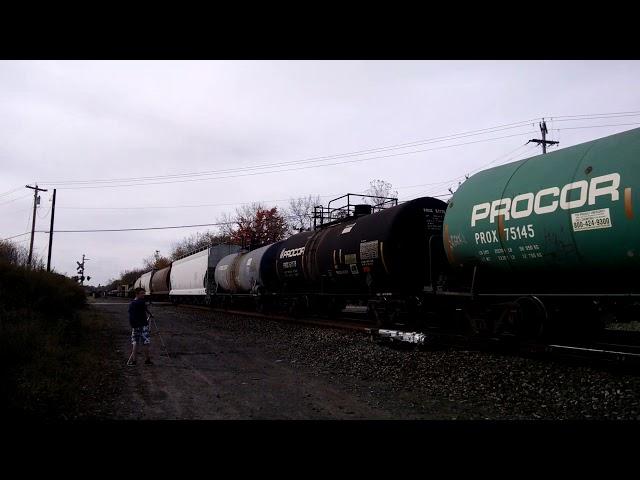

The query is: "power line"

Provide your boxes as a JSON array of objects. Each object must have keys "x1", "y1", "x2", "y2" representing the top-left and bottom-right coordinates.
[
  {"x1": 54, "y1": 142, "x2": 534, "y2": 211},
  {"x1": 37, "y1": 205, "x2": 52, "y2": 218},
  {"x1": 551, "y1": 122, "x2": 640, "y2": 131},
  {"x1": 38, "y1": 120, "x2": 543, "y2": 187},
  {"x1": 0, "y1": 207, "x2": 33, "y2": 216},
  {"x1": 58, "y1": 193, "x2": 341, "y2": 211},
  {"x1": 25, "y1": 205, "x2": 33, "y2": 235},
  {"x1": 406, "y1": 143, "x2": 539, "y2": 200},
  {"x1": 38, "y1": 221, "x2": 235, "y2": 233},
  {"x1": 57, "y1": 186, "x2": 431, "y2": 211},
  {"x1": 408, "y1": 143, "x2": 533, "y2": 199},
  {"x1": 0, "y1": 186, "x2": 24, "y2": 198},
  {"x1": 50, "y1": 130, "x2": 539, "y2": 190},
  {"x1": 1, "y1": 232, "x2": 32, "y2": 241},
  {"x1": 45, "y1": 120, "x2": 637, "y2": 195},
  {"x1": 17, "y1": 125, "x2": 630, "y2": 242},
  {"x1": 30, "y1": 142, "x2": 539, "y2": 233},
  {"x1": 39, "y1": 110, "x2": 640, "y2": 188},
  {"x1": 0, "y1": 193, "x2": 32, "y2": 207},
  {"x1": 552, "y1": 113, "x2": 640, "y2": 123},
  {"x1": 551, "y1": 110, "x2": 640, "y2": 119}
]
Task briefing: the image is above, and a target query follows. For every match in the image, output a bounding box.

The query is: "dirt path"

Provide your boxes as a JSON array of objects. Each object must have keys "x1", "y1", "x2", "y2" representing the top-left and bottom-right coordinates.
[{"x1": 92, "y1": 300, "x2": 397, "y2": 419}]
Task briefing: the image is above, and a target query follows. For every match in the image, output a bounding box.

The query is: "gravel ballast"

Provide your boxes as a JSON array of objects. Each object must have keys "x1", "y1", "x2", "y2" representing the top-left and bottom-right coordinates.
[{"x1": 164, "y1": 306, "x2": 640, "y2": 420}]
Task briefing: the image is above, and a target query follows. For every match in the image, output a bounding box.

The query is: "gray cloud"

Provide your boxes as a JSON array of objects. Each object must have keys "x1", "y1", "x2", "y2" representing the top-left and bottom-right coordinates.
[{"x1": 1, "y1": 60, "x2": 639, "y2": 285}]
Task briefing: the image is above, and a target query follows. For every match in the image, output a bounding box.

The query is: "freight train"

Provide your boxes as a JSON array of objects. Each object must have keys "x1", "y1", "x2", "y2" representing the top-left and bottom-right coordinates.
[{"x1": 133, "y1": 128, "x2": 640, "y2": 340}]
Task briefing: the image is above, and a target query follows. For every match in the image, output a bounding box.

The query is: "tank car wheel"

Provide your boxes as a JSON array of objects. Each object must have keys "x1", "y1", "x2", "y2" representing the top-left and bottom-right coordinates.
[
  {"x1": 372, "y1": 308, "x2": 387, "y2": 328},
  {"x1": 301, "y1": 295, "x2": 310, "y2": 314},
  {"x1": 458, "y1": 304, "x2": 489, "y2": 337},
  {"x1": 255, "y1": 296, "x2": 265, "y2": 314},
  {"x1": 510, "y1": 296, "x2": 546, "y2": 340},
  {"x1": 326, "y1": 298, "x2": 340, "y2": 319},
  {"x1": 372, "y1": 304, "x2": 395, "y2": 328},
  {"x1": 288, "y1": 298, "x2": 300, "y2": 318}
]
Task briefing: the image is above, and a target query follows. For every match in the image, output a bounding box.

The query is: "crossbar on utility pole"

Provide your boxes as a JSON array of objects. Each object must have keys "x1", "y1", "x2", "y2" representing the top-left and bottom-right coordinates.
[
  {"x1": 528, "y1": 118, "x2": 559, "y2": 154},
  {"x1": 25, "y1": 184, "x2": 48, "y2": 268}
]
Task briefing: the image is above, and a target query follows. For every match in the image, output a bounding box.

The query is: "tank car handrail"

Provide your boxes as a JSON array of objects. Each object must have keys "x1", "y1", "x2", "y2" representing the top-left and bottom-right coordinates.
[{"x1": 313, "y1": 193, "x2": 399, "y2": 229}]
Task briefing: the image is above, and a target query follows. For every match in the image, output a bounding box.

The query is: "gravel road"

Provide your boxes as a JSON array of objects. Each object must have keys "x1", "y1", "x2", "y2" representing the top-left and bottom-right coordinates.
[{"x1": 91, "y1": 299, "x2": 640, "y2": 420}]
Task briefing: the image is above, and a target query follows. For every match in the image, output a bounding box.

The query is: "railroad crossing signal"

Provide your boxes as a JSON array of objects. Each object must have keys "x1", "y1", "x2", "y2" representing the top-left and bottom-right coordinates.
[{"x1": 75, "y1": 254, "x2": 90, "y2": 285}]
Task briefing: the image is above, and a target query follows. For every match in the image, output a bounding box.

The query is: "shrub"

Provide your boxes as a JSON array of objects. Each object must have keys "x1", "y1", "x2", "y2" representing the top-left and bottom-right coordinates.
[{"x1": 0, "y1": 260, "x2": 85, "y2": 319}]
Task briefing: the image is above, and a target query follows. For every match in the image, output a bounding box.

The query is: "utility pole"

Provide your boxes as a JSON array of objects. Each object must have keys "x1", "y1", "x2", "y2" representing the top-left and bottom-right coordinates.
[
  {"x1": 26, "y1": 184, "x2": 48, "y2": 268},
  {"x1": 47, "y1": 189, "x2": 57, "y2": 272},
  {"x1": 528, "y1": 118, "x2": 559, "y2": 154}
]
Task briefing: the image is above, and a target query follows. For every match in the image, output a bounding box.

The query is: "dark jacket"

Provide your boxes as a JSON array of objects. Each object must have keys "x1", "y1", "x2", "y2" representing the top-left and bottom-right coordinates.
[{"x1": 128, "y1": 298, "x2": 150, "y2": 328}]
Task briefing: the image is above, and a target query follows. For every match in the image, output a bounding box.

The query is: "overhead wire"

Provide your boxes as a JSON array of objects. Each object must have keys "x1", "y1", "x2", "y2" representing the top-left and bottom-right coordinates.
[
  {"x1": 0, "y1": 186, "x2": 25, "y2": 198},
  {"x1": 551, "y1": 110, "x2": 640, "y2": 120},
  {"x1": 38, "y1": 119, "x2": 543, "y2": 187},
  {"x1": 37, "y1": 140, "x2": 540, "y2": 233},
  {"x1": 552, "y1": 114, "x2": 640, "y2": 123},
  {"x1": 47, "y1": 138, "x2": 542, "y2": 211},
  {"x1": 36, "y1": 204, "x2": 51, "y2": 219},
  {"x1": 37, "y1": 221, "x2": 236, "y2": 234},
  {"x1": 407, "y1": 142, "x2": 533, "y2": 199},
  {"x1": 37, "y1": 110, "x2": 640, "y2": 189},
  {"x1": 0, "y1": 193, "x2": 32, "y2": 207},
  {"x1": 405, "y1": 142, "x2": 539, "y2": 201},
  {"x1": 58, "y1": 193, "x2": 341, "y2": 211},
  {"x1": 551, "y1": 122, "x2": 640, "y2": 131},
  {"x1": 49, "y1": 130, "x2": 540, "y2": 190},
  {"x1": 9, "y1": 113, "x2": 639, "y2": 236},
  {"x1": 1, "y1": 232, "x2": 32, "y2": 241}
]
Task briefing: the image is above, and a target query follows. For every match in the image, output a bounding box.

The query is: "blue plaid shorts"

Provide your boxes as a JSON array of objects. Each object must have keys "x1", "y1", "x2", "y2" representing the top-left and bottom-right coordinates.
[{"x1": 131, "y1": 326, "x2": 151, "y2": 345}]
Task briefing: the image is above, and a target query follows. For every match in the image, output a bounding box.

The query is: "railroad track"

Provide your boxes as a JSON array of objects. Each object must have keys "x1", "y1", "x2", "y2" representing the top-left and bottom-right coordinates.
[
  {"x1": 535, "y1": 329, "x2": 640, "y2": 368},
  {"x1": 368, "y1": 326, "x2": 640, "y2": 370},
  {"x1": 152, "y1": 301, "x2": 376, "y2": 332}
]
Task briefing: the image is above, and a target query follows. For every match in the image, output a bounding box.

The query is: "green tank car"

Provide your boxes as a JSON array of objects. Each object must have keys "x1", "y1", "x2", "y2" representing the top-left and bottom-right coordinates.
[{"x1": 443, "y1": 128, "x2": 640, "y2": 292}]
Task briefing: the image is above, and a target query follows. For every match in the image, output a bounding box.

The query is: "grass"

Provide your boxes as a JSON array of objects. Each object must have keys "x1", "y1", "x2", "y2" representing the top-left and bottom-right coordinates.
[
  {"x1": 0, "y1": 262, "x2": 120, "y2": 420},
  {"x1": 1, "y1": 308, "x2": 121, "y2": 420}
]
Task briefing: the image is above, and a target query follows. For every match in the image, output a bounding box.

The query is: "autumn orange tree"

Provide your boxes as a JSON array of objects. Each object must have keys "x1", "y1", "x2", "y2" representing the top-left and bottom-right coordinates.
[{"x1": 221, "y1": 203, "x2": 289, "y2": 250}]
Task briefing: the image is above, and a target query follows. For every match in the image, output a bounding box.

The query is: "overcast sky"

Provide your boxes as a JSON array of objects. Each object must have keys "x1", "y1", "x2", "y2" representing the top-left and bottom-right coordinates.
[{"x1": 1, "y1": 60, "x2": 639, "y2": 285}]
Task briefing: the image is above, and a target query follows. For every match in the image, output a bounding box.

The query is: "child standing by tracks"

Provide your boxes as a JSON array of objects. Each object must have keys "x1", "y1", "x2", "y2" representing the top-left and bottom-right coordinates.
[{"x1": 127, "y1": 287, "x2": 153, "y2": 366}]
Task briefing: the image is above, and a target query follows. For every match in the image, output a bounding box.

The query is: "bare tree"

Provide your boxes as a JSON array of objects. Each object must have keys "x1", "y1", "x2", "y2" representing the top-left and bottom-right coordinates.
[
  {"x1": 0, "y1": 239, "x2": 45, "y2": 269},
  {"x1": 365, "y1": 179, "x2": 398, "y2": 208},
  {"x1": 169, "y1": 229, "x2": 231, "y2": 260},
  {"x1": 287, "y1": 195, "x2": 321, "y2": 233},
  {"x1": 119, "y1": 268, "x2": 147, "y2": 287}
]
